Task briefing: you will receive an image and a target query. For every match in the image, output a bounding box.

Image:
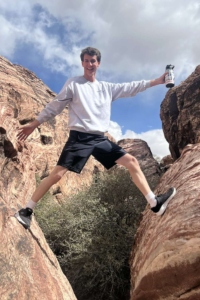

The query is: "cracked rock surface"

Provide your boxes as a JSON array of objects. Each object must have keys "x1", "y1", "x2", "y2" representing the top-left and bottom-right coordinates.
[
  {"x1": 0, "y1": 105, "x2": 77, "y2": 300},
  {"x1": 0, "y1": 58, "x2": 79, "y2": 300},
  {"x1": 130, "y1": 143, "x2": 200, "y2": 300},
  {"x1": 160, "y1": 65, "x2": 200, "y2": 160}
]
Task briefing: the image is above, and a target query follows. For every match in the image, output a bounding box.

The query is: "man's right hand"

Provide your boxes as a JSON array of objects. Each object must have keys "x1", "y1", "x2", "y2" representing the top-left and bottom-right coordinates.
[
  {"x1": 17, "y1": 119, "x2": 40, "y2": 141},
  {"x1": 150, "y1": 72, "x2": 168, "y2": 87}
]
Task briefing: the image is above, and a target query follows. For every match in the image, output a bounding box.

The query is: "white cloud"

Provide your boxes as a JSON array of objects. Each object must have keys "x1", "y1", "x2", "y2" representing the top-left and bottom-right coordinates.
[
  {"x1": 32, "y1": 0, "x2": 200, "y2": 81},
  {"x1": 108, "y1": 121, "x2": 170, "y2": 158},
  {"x1": 0, "y1": 0, "x2": 200, "y2": 82},
  {"x1": 0, "y1": 16, "x2": 17, "y2": 57},
  {"x1": 0, "y1": 2, "x2": 82, "y2": 76}
]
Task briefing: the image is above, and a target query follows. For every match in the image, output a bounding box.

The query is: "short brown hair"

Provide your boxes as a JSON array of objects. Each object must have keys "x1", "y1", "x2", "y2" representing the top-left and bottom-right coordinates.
[{"x1": 80, "y1": 47, "x2": 101, "y2": 62}]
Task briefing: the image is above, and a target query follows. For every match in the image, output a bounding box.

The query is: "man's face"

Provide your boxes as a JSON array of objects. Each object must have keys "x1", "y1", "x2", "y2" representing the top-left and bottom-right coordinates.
[{"x1": 82, "y1": 54, "x2": 100, "y2": 79}]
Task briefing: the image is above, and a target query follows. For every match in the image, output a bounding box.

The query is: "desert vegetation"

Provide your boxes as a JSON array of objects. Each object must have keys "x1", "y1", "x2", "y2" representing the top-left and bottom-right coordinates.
[{"x1": 35, "y1": 167, "x2": 158, "y2": 300}]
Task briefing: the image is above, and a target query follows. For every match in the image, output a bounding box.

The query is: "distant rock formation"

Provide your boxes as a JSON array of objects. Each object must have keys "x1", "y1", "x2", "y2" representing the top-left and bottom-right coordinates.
[
  {"x1": 160, "y1": 65, "x2": 200, "y2": 160},
  {"x1": 160, "y1": 154, "x2": 174, "y2": 172}
]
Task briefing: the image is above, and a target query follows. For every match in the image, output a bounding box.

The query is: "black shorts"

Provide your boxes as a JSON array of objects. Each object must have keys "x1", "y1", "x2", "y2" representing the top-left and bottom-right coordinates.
[{"x1": 57, "y1": 130, "x2": 126, "y2": 174}]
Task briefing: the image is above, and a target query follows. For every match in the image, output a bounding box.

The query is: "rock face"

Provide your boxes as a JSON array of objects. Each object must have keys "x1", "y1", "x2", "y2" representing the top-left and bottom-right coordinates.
[
  {"x1": 160, "y1": 65, "x2": 200, "y2": 160},
  {"x1": 160, "y1": 154, "x2": 174, "y2": 172},
  {"x1": 0, "y1": 106, "x2": 77, "y2": 300},
  {"x1": 142, "y1": 68, "x2": 200, "y2": 299},
  {"x1": 130, "y1": 143, "x2": 200, "y2": 300}
]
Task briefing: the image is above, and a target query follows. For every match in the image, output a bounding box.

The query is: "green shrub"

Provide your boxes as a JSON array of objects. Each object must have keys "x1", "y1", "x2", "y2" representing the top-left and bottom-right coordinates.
[{"x1": 35, "y1": 167, "x2": 158, "y2": 300}]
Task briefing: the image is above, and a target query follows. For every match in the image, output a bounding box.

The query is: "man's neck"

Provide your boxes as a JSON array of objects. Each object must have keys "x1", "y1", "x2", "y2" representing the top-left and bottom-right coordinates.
[{"x1": 83, "y1": 74, "x2": 96, "y2": 82}]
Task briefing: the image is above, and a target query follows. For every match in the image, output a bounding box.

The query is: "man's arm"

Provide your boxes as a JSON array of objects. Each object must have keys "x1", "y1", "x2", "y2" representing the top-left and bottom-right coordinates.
[
  {"x1": 110, "y1": 72, "x2": 167, "y2": 101},
  {"x1": 150, "y1": 72, "x2": 167, "y2": 87},
  {"x1": 17, "y1": 79, "x2": 73, "y2": 141},
  {"x1": 17, "y1": 98, "x2": 67, "y2": 141},
  {"x1": 17, "y1": 93, "x2": 68, "y2": 141}
]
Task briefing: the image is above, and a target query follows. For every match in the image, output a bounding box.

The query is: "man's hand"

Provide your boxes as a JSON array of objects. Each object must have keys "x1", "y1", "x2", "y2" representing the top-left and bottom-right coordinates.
[
  {"x1": 150, "y1": 72, "x2": 167, "y2": 87},
  {"x1": 17, "y1": 120, "x2": 40, "y2": 141}
]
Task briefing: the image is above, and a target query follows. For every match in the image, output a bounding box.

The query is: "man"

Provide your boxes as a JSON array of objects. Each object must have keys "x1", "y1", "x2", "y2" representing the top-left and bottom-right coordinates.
[{"x1": 15, "y1": 46, "x2": 176, "y2": 229}]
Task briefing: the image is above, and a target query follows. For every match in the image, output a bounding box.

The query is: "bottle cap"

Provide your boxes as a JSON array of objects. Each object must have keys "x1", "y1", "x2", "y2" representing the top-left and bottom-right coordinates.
[{"x1": 166, "y1": 64, "x2": 175, "y2": 69}]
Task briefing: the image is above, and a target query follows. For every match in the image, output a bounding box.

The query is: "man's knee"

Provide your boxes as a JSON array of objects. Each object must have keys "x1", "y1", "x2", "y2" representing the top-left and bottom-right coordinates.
[
  {"x1": 127, "y1": 156, "x2": 140, "y2": 172},
  {"x1": 116, "y1": 154, "x2": 140, "y2": 170},
  {"x1": 49, "y1": 166, "x2": 67, "y2": 183}
]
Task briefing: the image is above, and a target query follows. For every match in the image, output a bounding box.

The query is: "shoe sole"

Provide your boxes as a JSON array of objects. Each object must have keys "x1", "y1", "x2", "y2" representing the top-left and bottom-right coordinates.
[
  {"x1": 156, "y1": 187, "x2": 176, "y2": 216},
  {"x1": 14, "y1": 212, "x2": 30, "y2": 229}
]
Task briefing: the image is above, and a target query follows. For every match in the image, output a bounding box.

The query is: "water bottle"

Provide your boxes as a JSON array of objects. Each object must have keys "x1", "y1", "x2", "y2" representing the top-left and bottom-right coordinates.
[{"x1": 165, "y1": 65, "x2": 175, "y2": 88}]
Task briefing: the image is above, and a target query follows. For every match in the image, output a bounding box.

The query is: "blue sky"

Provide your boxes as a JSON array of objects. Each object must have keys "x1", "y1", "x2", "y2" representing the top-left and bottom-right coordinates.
[{"x1": 1, "y1": 0, "x2": 200, "y2": 157}]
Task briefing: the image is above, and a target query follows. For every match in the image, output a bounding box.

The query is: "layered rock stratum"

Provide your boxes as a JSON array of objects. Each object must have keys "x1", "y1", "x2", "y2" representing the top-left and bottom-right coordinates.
[
  {"x1": 130, "y1": 143, "x2": 200, "y2": 300},
  {"x1": 0, "y1": 105, "x2": 77, "y2": 300}
]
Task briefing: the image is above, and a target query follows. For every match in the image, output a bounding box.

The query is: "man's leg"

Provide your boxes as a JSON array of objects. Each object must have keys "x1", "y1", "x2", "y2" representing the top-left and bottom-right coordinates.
[
  {"x1": 116, "y1": 153, "x2": 176, "y2": 215},
  {"x1": 116, "y1": 153, "x2": 152, "y2": 196},
  {"x1": 14, "y1": 165, "x2": 67, "y2": 229},
  {"x1": 31, "y1": 165, "x2": 68, "y2": 203}
]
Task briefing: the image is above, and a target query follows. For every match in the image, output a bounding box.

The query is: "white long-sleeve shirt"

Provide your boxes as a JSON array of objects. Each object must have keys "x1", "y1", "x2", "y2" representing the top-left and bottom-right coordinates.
[{"x1": 36, "y1": 76, "x2": 151, "y2": 135}]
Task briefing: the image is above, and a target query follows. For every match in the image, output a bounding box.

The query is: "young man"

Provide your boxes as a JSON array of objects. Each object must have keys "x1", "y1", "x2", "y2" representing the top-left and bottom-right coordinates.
[{"x1": 15, "y1": 47, "x2": 176, "y2": 229}]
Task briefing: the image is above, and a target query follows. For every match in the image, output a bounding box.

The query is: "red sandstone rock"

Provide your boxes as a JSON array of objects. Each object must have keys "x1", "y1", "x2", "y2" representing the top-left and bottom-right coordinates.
[
  {"x1": 130, "y1": 143, "x2": 200, "y2": 300},
  {"x1": 160, "y1": 154, "x2": 174, "y2": 172},
  {"x1": 160, "y1": 65, "x2": 200, "y2": 160},
  {"x1": 160, "y1": 154, "x2": 174, "y2": 166},
  {"x1": 0, "y1": 104, "x2": 77, "y2": 300}
]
